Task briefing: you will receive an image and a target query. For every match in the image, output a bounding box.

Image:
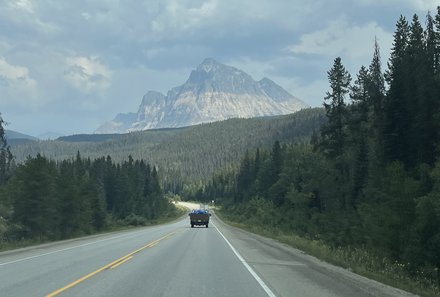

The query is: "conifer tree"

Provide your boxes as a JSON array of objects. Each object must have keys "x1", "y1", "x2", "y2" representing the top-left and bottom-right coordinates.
[
  {"x1": 384, "y1": 15, "x2": 410, "y2": 165},
  {"x1": 367, "y1": 39, "x2": 386, "y2": 165},
  {"x1": 349, "y1": 66, "x2": 370, "y2": 206},
  {"x1": 236, "y1": 150, "x2": 252, "y2": 202},
  {"x1": 435, "y1": 7, "x2": 440, "y2": 74},
  {"x1": 0, "y1": 114, "x2": 13, "y2": 185},
  {"x1": 321, "y1": 57, "x2": 351, "y2": 159}
]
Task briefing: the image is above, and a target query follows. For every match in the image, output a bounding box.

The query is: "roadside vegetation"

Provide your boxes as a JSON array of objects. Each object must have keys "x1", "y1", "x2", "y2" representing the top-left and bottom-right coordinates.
[
  {"x1": 1, "y1": 6, "x2": 440, "y2": 297},
  {"x1": 0, "y1": 121, "x2": 183, "y2": 250},
  {"x1": 190, "y1": 8, "x2": 440, "y2": 297}
]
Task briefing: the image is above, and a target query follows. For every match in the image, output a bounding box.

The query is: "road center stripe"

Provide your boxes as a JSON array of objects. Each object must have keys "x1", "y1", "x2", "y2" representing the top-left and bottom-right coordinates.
[
  {"x1": 110, "y1": 256, "x2": 133, "y2": 269},
  {"x1": 213, "y1": 222, "x2": 277, "y2": 297},
  {"x1": 0, "y1": 228, "x2": 161, "y2": 267},
  {"x1": 45, "y1": 230, "x2": 178, "y2": 297}
]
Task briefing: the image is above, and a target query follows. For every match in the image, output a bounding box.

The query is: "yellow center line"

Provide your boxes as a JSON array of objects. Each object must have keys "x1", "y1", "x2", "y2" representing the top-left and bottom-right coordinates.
[
  {"x1": 45, "y1": 229, "x2": 180, "y2": 297},
  {"x1": 147, "y1": 241, "x2": 159, "y2": 248},
  {"x1": 110, "y1": 256, "x2": 133, "y2": 269}
]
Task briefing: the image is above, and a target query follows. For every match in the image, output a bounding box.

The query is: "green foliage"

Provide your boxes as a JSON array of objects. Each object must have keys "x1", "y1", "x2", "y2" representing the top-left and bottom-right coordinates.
[
  {"x1": 10, "y1": 109, "x2": 326, "y2": 188},
  {"x1": 0, "y1": 114, "x2": 14, "y2": 185},
  {"x1": 321, "y1": 57, "x2": 351, "y2": 159},
  {"x1": 0, "y1": 152, "x2": 175, "y2": 244},
  {"x1": 360, "y1": 162, "x2": 419, "y2": 258},
  {"x1": 198, "y1": 7, "x2": 440, "y2": 295}
]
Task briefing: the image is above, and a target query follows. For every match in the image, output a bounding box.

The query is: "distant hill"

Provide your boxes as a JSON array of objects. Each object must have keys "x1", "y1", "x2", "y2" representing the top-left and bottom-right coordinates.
[
  {"x1": 5, "y1": 130, "x2": 38, "y2": 140},
  {"x1": 5, "y1": 130, "x2": 38, "y2": 145},
  {"x1": 11, "y1": 108, "x2": 325, "y2": 184},
  {"x1": 58, "y1": 134, "x2": 125, "y2": 143},
  {"x1": 38, "y1": 132, "x2": 65, "y2": 140},
  {"x1": 96, "y1": 58, "x2": 308, "y2": 133}
]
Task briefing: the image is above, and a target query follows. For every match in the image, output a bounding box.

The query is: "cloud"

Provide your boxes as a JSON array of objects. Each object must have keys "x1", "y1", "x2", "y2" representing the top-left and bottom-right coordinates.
[
  {"x1": 7, "y1": 0, "x2": 34, "y2": 13},
  {"x1": 0, "y1": 57, "x2": 35, "y2": 86},
  {"x1": 354, "y1": 0, "x2": 438, "y2": 12},
  {"x1": 1, "y1": 0, "x2": 435, "y2": 135},
  {"x1": 64, "y1": 56, "x2": 112, "y2": 93},
  {"x1": 289, "y1": 18, "x2": 392, "y2": 59},
  {"x1": 0, "y1": 57, "x2": 41, "y2": 107},
  {"x1": 151, "y1": 0, "x2": 218, "y2": 33},
  {"x1": 0, "y1": 0, "x2": 59, "y2": 36}
]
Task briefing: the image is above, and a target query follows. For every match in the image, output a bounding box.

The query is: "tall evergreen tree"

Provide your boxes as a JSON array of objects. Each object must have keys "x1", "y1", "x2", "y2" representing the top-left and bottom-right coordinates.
[
  {"x1": 434, "y1": 7, "x2": 440, "y2": 74},
  {"x1": 0, "y1": 114, "x2": 13, "y2": 185},
  {"x1": 321, "y1": 57, "x2": 351, "y2": 159},
  {"x1": 349, "y1": 66, "x2": 370, "y2": 206},
  {"x1": 270, "y1": 141, "x2": 283, "y2": 182},
  {"x1": 403, "y1": 14, "x2": 439, "y2": 166},
  {"x1": 384, "y1": 15, "x2": 411, "y2": 166},
  {"x1": 12, "y1": 155, "x2": 59, "y2": 239},
  {"x1": 367, "y1": 39, "x2": 386, "y2": 164},
  {"x1": 236, "y1": 150, "x2": 253, "y2": 202}
]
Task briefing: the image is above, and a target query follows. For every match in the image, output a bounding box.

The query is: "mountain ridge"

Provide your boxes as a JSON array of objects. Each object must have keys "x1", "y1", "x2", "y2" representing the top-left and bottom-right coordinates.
[
  {"x1": 12, "y1": 108, "x2": 325, "y2": 183},
  {"x1": 96, "y1": 58, "x2": 308, "y2": 133}
]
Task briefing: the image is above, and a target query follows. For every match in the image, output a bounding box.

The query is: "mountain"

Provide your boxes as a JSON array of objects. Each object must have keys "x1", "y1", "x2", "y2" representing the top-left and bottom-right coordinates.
[
  {"x1": 96, "y1": 58, "x2": 308, "y2": 133},
  {"x1": 5, "y1": 130, "x2": 37, "y2": 140},
  {"x1": 5, "y1": 130, "x2": 38, "y2": 145},
  {"x1": 38, "y1": 132, "x2": 65, "y2": 140},
  {"x1": 57, "y1": 134, "x2": 125, "y2": 143},
  {"x1": 12, "y1": 108, "x2": 325, "y2": 183},
  {"x1": 94, "y1": 113, "x2": 137, "y2": 134}
]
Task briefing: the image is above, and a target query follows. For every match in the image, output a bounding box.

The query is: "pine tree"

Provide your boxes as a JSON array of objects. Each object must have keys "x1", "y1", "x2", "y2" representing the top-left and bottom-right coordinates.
[
  {"x1": 12, "y1": 155, "x2": 59, "y2": 239},
  {"x1": 349, "y1": 66, "x2": 370, "y2": 207},
  {"x1": 383, "y1": 15, "x2": 411, "y2": 165},
  {"x1": 416, "y1": 11, "x2": 440, "y2": 166},
  {"x1": 321, "y1": 57, "x2": 351, "y2": 159},
  {"x1": 434, "y1": 7, "x2": 440, "y2": 74},
  {"x1": 407, "y1": 14, "x2": 434, "y2": 166},
  {"x1": 367, "y1": 39, "x2": 386, "y2": 165},
  {"x1": 270, "y1": 141, "x2": 283, "y2": 182},
  {"x1": 0, "y1": 114, "x2": 13, "y2": 185},
  {"x1": 236, "y1": 150, "x2": 253, "y2": 202}
]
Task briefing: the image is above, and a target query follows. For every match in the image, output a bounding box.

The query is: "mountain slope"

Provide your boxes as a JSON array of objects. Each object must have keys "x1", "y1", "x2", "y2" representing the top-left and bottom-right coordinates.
[
  {"x1": 12, "y1": 108, "x2": 325, "y2": 184},
  {"x1": 5, "y1": 130, "x2": 38, "y2": 145},
  {"x1": 5, "y1": 130, "x2": 37, "y2": 140},
  {"x1": 96, "y1": 58, "x2": 308, "y2": 133}
]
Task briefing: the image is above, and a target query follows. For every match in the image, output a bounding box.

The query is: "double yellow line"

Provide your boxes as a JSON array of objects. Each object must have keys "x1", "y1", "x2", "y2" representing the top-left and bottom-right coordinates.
[{"x1": 46, "y1": 230, "x2": 178, "y2": 297}]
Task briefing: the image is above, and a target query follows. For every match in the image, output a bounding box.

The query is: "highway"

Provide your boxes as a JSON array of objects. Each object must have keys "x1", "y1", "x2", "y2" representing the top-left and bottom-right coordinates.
[{"x1": 0, "y1": 203, "x2": 416, "y2": 297}]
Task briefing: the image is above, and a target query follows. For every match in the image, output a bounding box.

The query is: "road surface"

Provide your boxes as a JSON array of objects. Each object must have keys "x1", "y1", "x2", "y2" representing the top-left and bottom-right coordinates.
[{"x1": 0, "y1": 203, "x2": 416, "y2": 297}]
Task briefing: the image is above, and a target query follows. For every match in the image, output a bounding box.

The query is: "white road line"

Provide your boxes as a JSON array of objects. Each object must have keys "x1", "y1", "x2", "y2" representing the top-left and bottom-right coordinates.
[
  {"x1": 0, "y1": 228, "x2": 163, "y2": 267},
  {"x1": 213, "y1": 222, "x2": 277, "y2": 297}
]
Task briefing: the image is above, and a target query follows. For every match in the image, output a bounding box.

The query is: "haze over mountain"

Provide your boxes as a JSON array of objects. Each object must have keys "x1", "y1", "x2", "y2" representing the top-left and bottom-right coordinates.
[
  {"x1": 11, "y1": 108, "x2": 325, "y2": 182},
  {"x1": 96, "y1": 58, "x2": 308, "y2": 133}
]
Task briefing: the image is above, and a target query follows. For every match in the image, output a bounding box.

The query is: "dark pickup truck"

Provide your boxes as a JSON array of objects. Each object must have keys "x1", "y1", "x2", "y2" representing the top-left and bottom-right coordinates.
[{"x1": 189, "y1": 209, "x2": 211, "y2": 228}]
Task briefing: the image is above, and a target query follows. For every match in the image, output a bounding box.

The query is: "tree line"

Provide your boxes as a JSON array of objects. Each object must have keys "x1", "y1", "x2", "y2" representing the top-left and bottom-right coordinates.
[
  {"x1": 10, "y1": 108, "x2": 325, "y2": 190},
  {"x1": 0, "y1": 123, "x2": 176, "y2": 243},
  {"x1": 192, "y1": 8, "x2": 440, "y2": 290}
]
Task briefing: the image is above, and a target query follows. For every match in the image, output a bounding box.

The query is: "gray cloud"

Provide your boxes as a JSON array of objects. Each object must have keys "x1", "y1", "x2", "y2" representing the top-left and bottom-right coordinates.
[{"x1": 0, "y1": 0, "x2": 438, "y2": 135}]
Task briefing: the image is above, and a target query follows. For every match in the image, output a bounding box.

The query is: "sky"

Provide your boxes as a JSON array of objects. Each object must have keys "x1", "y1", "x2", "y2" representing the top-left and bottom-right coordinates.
[{"x1": 0, "y1": 0, "x2": 438, "y2": 137}]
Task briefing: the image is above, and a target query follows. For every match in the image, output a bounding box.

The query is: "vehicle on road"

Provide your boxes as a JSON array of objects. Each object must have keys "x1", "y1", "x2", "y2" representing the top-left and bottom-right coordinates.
[{"x1": 189, "y1": 209, "x2": 211, "y2": 228}]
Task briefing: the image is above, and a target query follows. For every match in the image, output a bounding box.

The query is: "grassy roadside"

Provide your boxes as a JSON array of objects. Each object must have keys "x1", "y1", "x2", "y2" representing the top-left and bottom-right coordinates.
[
  {"x1": 216, "y1": 209, "x2": 439, "y2": 297},
  {"x1": 0, "y1": 205, "x2": 187, "y2": 253}
]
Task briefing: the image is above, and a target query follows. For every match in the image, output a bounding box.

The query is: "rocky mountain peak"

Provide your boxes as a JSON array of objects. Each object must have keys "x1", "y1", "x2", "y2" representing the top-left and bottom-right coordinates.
[
  {"x1": 197, "y1": 57, "x2": 221, "y2": 73},
  {"x1": 95, "y1": 58, "x2": 308, "y2": 134}
]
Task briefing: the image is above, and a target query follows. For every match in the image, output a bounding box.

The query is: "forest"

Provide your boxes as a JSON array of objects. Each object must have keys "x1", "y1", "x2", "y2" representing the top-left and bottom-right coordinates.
[
  {"x1": 0, "y1": 89, "x2": 324, "y2": 248},
  {"x1": 1, "y1": 6, "x2": 439, "y2": 296},
  {"x1": 0, "y1": 127, "x2": 178, "y2": 244},
  {"x1": 191, "y1": 8, "x2": 440, "y2": 295},
  {"x1": 10, "y1": 108, "x2": 325, "y2": 187}
]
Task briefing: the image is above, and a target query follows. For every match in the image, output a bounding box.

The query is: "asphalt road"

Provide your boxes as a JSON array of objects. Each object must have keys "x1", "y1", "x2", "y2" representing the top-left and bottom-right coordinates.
[{"x1": 0, "y1": 206, "x2": 417, "y2": 297}]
